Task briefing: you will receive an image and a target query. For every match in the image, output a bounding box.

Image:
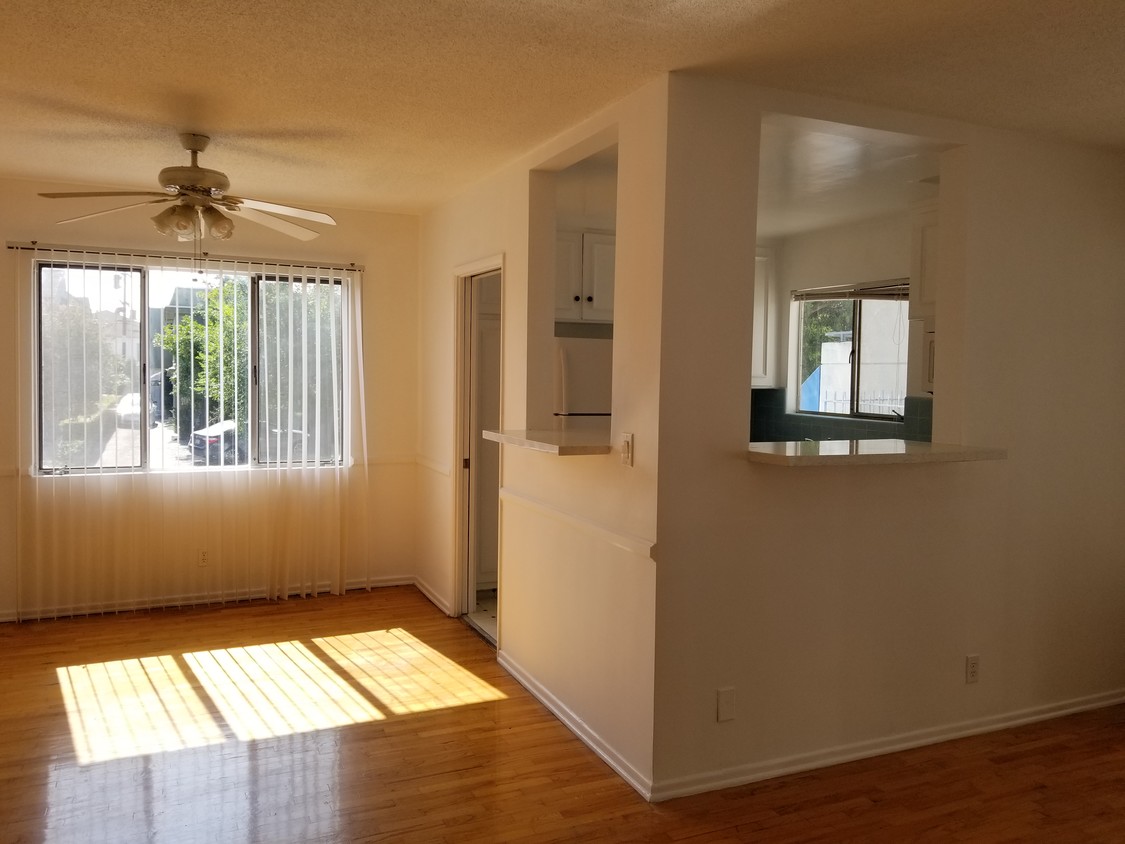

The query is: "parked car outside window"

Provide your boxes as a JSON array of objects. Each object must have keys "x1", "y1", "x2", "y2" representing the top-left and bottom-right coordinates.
[
  {"x1": 115, "y1": 393, "x2": 143, "y2": 428},
  {"x1": 191, "y1": 420, "x2": 248, "y2": 465}
]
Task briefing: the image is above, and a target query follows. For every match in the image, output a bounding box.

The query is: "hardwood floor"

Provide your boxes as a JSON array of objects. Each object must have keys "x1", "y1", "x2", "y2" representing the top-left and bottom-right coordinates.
[{"x1": 1, "y1": 586, "x2": 1123, "y2": 843}]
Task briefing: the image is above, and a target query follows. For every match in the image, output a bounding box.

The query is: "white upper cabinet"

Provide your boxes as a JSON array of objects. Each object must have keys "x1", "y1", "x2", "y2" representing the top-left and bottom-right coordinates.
[
  {"x1": 907, "y1": 202, "x2": 938, "y2": 395},
  {"x1": 909, "y1": 202, "x2": 939, "y2": 322},
  {"x1": 554, "y1": 231, "x2": 584, "y2": 321},
  {"x1": 751, "y1": 251, "x2": 776, "y2": 387},
  {"x1": 556, "y1": 231, "x2": 615, "y2": 323},
  {"x1": 581, "y1": 232, "x2": 616, "y2": 322}
]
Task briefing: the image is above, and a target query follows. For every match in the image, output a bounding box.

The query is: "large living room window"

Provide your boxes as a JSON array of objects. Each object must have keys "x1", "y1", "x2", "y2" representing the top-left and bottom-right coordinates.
[{"x1": 36, "y1": 253, "x2": 352, "y2": 474}]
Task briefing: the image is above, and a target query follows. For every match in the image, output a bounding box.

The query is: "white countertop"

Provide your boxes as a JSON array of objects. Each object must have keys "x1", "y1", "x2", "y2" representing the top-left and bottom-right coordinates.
[
  {"x1": 747, "y1": 439, "x2": 1006, "y2": 467},
  {"x1": 481, "y1": 429, "x2": 613, "y2": 455}
]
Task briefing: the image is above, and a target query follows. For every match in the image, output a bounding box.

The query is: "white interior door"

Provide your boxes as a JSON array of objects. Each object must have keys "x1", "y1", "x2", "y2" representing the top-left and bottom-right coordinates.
[
  {"x1": 470, "y1": 272, "x2": 501, "y2": 592},
  {"x1": 459, "y1": 268, "x2": 502, "y2": 643}
]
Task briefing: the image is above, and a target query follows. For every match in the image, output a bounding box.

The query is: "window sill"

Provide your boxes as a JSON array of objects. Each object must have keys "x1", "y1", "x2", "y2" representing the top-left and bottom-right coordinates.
[
  {"x1": 32, "y1": 462, "x2": 344, "y2": 478},
  {"x1": 746, "y1": 438, "x2": 1006, "y2": 467},
  {"x1": 481, "y1": 429, "x2": 612, "y2": 456}
]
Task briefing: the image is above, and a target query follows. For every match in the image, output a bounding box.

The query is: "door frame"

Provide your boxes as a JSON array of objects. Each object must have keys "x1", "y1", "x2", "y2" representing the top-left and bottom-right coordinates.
[{"x1": 453, "y1": 255, "x2": 505, "y2": 620}]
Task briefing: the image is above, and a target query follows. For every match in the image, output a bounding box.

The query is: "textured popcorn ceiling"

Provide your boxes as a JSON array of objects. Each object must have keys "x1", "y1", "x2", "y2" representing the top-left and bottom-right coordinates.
[{"x1": 1, "y1": 0, "x2": 1123, "y2": 214}]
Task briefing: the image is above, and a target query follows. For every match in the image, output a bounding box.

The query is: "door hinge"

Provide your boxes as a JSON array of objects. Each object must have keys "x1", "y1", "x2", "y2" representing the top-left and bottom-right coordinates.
[{"x1": 463, "y1": 457, "x2": 470, "y2": 469}]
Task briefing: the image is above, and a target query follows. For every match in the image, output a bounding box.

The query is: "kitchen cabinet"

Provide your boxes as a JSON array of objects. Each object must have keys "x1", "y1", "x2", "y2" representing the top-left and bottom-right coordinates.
[
  {"x1": 554, "y1": 231, "x2": 583, "y2": 320},
  {"x1": 907, "y1": 202, "x2": 938, "y2": 394},
  {"x1": 907, "y1": 318, "x2": 936, "y2": 395},
  {"x1": 751, "y1": 250, "x2": 777, "y2": 387},
  {"x1": 556, "y1": 231, "x2": 614, "y2": 323},
  {"x1": 909, "y1": 202, "x2": 938, "y2": 321}
]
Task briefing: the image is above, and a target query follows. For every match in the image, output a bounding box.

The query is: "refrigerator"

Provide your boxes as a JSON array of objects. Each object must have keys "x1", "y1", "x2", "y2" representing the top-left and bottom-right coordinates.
[{"x1": 553, "y1": 337, "x2": 612, "y2": 431}]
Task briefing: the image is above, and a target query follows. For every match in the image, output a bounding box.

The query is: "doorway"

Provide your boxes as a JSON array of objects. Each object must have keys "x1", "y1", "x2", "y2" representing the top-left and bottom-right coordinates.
[{"x1": 460, "y1": 268, "x2": 502, "y2": 644}]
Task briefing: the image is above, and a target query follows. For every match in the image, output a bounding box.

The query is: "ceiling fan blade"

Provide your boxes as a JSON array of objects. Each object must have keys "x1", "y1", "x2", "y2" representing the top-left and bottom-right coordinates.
[
  {"x1": 225, "y1": 195, "x2": 336, "y2": 226},
  {"x1": 55, "y1": 197, "x2": 176, "y2": 224},
  {"x1": 40, "y1": 191, "x2": 169, "y2": 199},
  {"x1": 230, "y1": 206, "x2": 320, "y2": 241}
]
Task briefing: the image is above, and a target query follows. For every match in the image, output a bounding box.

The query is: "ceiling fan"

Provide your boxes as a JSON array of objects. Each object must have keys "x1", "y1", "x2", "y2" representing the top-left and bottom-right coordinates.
[{"x1": 39, "y1": 133, "x2": 336, "y2": 242}]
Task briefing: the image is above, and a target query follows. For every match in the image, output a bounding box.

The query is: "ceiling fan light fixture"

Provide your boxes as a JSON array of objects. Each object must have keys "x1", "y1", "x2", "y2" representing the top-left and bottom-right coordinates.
[
  {"x1": 45, "y1": 132, "x2": 332, "y2": 241},
  {"x1": 201, "y1": 206, "x2": 234, "y2": 240},
  {"x1": 152, "y1": 204, "x2": 198, "y2": 239}
]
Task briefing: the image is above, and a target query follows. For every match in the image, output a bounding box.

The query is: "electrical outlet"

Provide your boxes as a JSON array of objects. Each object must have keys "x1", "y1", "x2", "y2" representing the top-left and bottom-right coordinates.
[
  {"x1": 965, "y1": 654, "x2": 980, "y2": 684},
  {"x1": 198, "y1": 549, "x2": 209, "y2": 568},
  {"x1": 621, "y1": 432, "x2": 634, "y2": 467},
  {"x1": 716, "y1": 687, "x2": 736, "y2": 722}
]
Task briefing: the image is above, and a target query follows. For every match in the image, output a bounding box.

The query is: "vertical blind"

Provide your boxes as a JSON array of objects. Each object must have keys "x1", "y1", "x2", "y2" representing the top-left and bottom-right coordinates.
[{"x1": 13, "y1": 243, "x2": 374, "y2": 620}]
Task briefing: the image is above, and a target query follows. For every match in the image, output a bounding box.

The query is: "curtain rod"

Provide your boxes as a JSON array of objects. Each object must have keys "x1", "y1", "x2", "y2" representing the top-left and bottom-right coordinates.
[
  {"x1": 791, "y1": 277, "x2": 909, "y2": 301},
  {"x1": 6, "y1": 241, "x2": 364, "y2": 273}
]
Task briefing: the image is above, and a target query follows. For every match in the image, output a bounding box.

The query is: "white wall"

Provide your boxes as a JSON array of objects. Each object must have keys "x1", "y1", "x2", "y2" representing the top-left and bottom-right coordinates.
[
  {"x1": 414, "y1": 166, "x2": 529, "y2": 610},
  {"x1": 555, "y1": 153, "x2": 618, "y2": 232},
  {"x1": 416, "y1": 72, "x2": 1125, "y2": 802},
  {"x1": 779, "y1": 213, "x2": 912, "y2": 291},
  {"x1": 0, "y1": 177, "x2": 420, "y2": 619},
  {"x1": 648, "y1": 79, "x2": 1125, "y2": 797},
  {"x1": 952, "y1": 130, "x2": 1125, "y2": 707},
  {"x1": 416, "y1": 81, "x2": 668, "y2": 790}
]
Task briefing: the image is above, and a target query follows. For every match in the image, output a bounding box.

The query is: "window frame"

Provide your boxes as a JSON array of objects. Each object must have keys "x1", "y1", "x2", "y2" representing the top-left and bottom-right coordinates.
[
  {"x1": 36, "y1": 261, "x2": 149, "y2": 474},
  {"x1": 33, "y1": 255, "x2": 350, "y2": 476},
  {"x1": 251, "y1": 273, "x2": 346, "y2": 468},
  {"x1": 792, "y1": 279, "x2": 910, "y2": 421}
]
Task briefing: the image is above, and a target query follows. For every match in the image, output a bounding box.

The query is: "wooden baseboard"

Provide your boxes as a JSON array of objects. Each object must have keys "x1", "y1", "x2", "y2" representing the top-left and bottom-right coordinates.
[
  {"x1": 409, "y1": 575, "x2": 455, "y2": 616},
  {"x1": 647, "y1": 688, "x2": 1125, "y2": 802},
  {"x1": 498, "y1": 649, "x2": 655, "y2": 800}
]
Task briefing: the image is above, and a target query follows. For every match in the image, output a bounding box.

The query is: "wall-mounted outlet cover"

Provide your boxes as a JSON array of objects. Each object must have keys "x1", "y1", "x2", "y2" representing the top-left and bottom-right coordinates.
[{"x1": 965, "y1": 654, "x2": 980, "y2": 684}]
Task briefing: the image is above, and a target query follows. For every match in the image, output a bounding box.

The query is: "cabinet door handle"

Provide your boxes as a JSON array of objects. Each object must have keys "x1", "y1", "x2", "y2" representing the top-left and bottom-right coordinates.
[
  {"x1": 573, "y1": 295, "x2": 580, "y2": 302},
  {"x1": 586, "y1": 295, "x2": 593, "y2": 302}
]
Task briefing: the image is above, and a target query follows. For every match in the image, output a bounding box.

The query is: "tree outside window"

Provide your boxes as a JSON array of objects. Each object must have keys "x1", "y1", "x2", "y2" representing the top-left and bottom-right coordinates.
[
  {"x1": 37, "y1": 258, "x2": 348, "y2": 474},
  {"x1": 156, "y1": 277, "x2": 250, "y2": 449}
]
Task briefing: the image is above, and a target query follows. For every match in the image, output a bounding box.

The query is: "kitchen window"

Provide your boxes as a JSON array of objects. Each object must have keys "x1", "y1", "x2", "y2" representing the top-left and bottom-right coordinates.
[
  {"x1": 793, "y1": 281, "x2": 909, "y2": 419},
  {"x1": 36, "y1": 253, "x2": 352, "y2": 474}
]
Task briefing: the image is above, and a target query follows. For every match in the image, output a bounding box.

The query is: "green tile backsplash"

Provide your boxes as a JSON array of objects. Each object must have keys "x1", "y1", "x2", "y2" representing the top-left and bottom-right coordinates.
[{"x1": 750, "y1": 388, "x2": 932, "y2": 442}]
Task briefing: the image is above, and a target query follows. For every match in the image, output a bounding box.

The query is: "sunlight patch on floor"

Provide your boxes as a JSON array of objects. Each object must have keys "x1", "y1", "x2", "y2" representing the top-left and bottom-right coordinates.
[
  {"x1": 57, "y1": 628, "x2": 506, "y2": 764},
  {"x1": 57, "y1": 656, "x2": 226, "y2": 765},
  {"x1": 315, "y1": 628, "x2": 507, "y2": 714},
  {"x1": 185, "y1": 640, "x2": 385, "y2": 741}
]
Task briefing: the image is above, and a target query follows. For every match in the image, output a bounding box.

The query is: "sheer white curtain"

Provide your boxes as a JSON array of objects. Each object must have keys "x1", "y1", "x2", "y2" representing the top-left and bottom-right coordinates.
[{"x1": 14, "y1": 244, "x2": 373, "y2": 620}]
